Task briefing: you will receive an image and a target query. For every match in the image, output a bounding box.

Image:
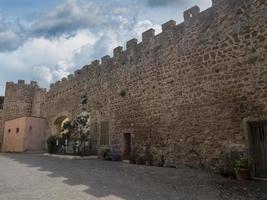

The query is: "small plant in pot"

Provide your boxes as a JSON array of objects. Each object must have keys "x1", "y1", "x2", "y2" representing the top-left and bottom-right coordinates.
[
  {"x1": 99, "y1": 147, "x2": 112, "y2": 161},
  {"x1": 234, "y1": 155, "x2": 251, "y2": 180},
  {"x1": 136, "y1": 153, "x2": 145, "y2": 165},
  {"x1": 129, "y1": 151, "x2": 137, "y2": 164},
  {"x1": 110, "y1": 145, "x2": 122, "y2": 161},
  {"x1": 144, "y1": 148, "x2": 153, "y2": 166}
]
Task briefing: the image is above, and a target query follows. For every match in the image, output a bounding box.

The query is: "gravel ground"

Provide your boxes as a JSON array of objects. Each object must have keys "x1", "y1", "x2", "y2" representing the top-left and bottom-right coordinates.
[{"x1": 0, "y1": 153, "x2": 266, "y2": 200}]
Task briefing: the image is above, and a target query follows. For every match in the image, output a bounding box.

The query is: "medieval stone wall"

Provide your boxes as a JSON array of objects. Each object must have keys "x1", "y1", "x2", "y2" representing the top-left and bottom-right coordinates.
[
  {"x1": 0, "y1": 110, "x2": 3, "y2": 149},
  {"x1": 0, "y1": 81, "x2": 46, "y2": 150},
  {"x1": 3, "y1": 0, "x2": 266, "y2": 166},
  {"x1": 2, "y1": 81, "x2": 44, "y2": 120}
]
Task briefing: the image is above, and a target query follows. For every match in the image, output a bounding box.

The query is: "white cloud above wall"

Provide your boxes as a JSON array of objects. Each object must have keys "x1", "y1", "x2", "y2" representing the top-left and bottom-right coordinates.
[{"x1": 0, "y1": 0, "x2": 212, "y2": 95}]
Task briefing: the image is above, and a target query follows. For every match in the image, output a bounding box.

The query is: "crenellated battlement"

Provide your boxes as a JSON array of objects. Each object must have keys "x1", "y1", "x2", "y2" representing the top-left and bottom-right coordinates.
[
  {"x1": 101, "y1": 55, "x2": 112, "y2": 65},
  {"x1": 126, "y1": 39, "x2": 138, "y2": 53},
  {"x1": 46, "y1": 0, "x2": 252, "y2": 95},
  {"x1": 183, "y1": 6, "x2": 200, "y2": 21},
  {"x1": 142, "y1": 28, "x2": 155, "y2": 44},
  {"x1": 162, "y1": 20, "x2": 177, "y2": 32},
  {"x1": 6, "y1": 80, "x2": 45, "y2": 91},
  {"x1": 45, "y1": 2, "x2": 216, "y2": 93}
]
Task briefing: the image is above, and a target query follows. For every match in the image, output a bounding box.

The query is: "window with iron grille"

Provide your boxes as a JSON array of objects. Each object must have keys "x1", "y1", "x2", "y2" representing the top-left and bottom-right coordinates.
[{"x1": 100, "y1": 121, "x2": 109, "y2": 145}]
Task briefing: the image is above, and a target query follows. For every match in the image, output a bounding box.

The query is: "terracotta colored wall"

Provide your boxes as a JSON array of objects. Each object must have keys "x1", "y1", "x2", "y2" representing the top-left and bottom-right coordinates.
[
  {"x1": 2, "y1": 117, "x2": 46, "y2": 152},
  {"x1": 3, "y1": 117, "x2": 27, "y2": 152},
  {"x1": 24, "y1": 117, "x2": 46, "y2": 151}
]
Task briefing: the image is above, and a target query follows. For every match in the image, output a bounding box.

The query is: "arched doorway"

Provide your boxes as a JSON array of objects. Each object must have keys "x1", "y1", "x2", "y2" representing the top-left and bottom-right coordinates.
[{"x1": 53, "y1": 116, "x2": 70, "y2": 136}]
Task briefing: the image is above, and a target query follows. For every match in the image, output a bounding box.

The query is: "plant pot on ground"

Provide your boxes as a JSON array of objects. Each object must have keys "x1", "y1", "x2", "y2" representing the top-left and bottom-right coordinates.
[
  {"x1": 99, "y1": 147, "x2": 112, "y2": 161},
  {"x1": 145, "y1": 154, "x2": 153, "y2": 166},
  {"x1": 235, "y1": 168, "x2": 250, "y2": 180},
  {"x1": 112, "y1": 153, "x2": 122, "y2": 161},
  {"x1": 136, "y1": 154, "x2": 145, "y2": 165},
  {"x1": 234, "y1": 155, "x2": 251, "y2": 180},
  {"x1": 144, "y1": 147, "x2": 153, "y2": 166},
  {"x1": 129, "y1": 152, "x2": 137, "y2": 164}
]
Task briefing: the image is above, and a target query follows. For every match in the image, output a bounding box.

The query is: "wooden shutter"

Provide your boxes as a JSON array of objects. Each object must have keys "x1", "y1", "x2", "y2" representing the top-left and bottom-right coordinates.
[{"x1": 100, "y1": 121, "x2": 109, "y2": 145}]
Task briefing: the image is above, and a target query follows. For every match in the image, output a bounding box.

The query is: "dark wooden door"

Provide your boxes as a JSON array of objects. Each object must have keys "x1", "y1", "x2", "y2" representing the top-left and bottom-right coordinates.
[
  {"x1": 251, "y1": 124, "x2": 267, "y2": 178},
  {"x1": 123, "y1": 133, "x2": 131, "y2": 159}
]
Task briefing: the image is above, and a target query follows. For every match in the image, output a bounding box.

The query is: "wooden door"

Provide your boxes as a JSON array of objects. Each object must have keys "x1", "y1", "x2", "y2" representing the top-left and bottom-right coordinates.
[
  {"x1": 251, "y1": 124, "x2": 267, "y2": 178},
  {"x1": 123, "y1": 133, "x2": 131, "y2": 159}
]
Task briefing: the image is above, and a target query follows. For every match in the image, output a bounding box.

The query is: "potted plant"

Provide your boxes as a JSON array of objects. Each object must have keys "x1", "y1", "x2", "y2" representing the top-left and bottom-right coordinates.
[
  {"x1": 136, "y1": 153, "x2": 145, "y2": 165},
  {"x1": 234, "y1": 155, "x2": 251, "y2": 180},
  {"x1": 99, "y1": 147, "x2": 112, "y2": 161},
  {"x1": 144, "y1": 147, "x2": 153, "y2": 166},
  {"x1": 111, "y1": 148, "x2": 122, "y2": 162},
  {"x1": 129, "y1": 150, "x2": 137, "y2": 164}
]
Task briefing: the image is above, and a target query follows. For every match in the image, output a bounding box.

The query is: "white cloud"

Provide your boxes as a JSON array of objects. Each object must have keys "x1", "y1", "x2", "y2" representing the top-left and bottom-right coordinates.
[
  {"x1": 0, "y1": 20, "x2": 23, "y2": 52},
  {"x1": 133, "y1": 20, "x2": 161, "y2": 39},
  {"x1": 33, "y1": 66, "x2": 53, "y2": 84},
  {"x1": 0, "y1": 29, "x2": 98, "y2": 89},
  {"x1": 0, "y1": 17, "x2": 162, "y2": 92},
  {"x1": 31, "y1": 0, "x2": 105, "y2": 36},
  {"x1": 0, "y1": 0, "x2": 212, "y2": 95}
]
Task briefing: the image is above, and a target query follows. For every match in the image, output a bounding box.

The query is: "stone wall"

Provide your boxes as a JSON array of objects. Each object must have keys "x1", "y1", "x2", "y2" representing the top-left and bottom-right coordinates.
[
  {"x1": 0, "y1": 110, "x2": 3, "y2": 149},
  {"x1": 42, "y1": 0, "x2": 267, "y2": 167},
  {"x1": 3, "y1": 81, "x2": 46, "y2": 121},
  {"x1": 4, "y1": 0, "x2": 267, "y2": 166},
  {"x1": 0, "y1": 81, "x2": 46, "y2": 149}
]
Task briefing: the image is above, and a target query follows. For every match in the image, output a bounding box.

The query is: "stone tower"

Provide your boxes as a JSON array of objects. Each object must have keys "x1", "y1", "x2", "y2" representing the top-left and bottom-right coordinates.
[{"x1": 0, "y1": 80, "x2": 46, "y2": 149}]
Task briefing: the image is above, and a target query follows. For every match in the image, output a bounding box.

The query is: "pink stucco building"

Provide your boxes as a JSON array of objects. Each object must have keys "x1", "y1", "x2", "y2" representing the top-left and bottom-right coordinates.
[{"x1": 2, "y1": 117, "x2": 46, "y2": 152}]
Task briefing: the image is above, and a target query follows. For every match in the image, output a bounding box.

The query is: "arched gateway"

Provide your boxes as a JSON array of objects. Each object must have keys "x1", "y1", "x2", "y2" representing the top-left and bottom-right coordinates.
[{"x1": 52, "y1": 112, "x2": 71, "y2": 136}]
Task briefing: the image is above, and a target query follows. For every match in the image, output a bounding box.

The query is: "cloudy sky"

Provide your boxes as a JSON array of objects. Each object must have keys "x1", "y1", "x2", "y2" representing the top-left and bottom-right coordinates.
[{"x1": 0, "y1": 0, "x2": 212, "y2": 95}]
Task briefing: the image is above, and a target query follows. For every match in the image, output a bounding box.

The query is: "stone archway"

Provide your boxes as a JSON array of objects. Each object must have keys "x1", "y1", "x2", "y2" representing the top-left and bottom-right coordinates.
[
  {"x1": 52, "y1": 112, "x2": 71, "y2": 136},
  {"x1": 54, "y1": 116, "x2": 70, "y2": 136}
]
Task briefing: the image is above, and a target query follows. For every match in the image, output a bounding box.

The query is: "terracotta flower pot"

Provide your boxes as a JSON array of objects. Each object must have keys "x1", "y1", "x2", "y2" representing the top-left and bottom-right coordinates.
[{"x1": 235, "y1": 168, "x2": 249, "y2": 180}]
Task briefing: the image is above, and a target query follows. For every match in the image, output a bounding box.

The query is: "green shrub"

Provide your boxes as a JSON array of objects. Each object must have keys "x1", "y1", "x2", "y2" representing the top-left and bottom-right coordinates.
[
  {"x1": 99, "y1": 147, "x2": 112, "y2": 161},
  {"x1": 136, "y1": 153, "x2": 145, "y2": 165},
  {"x1": 144, "y1": 146, "x2": 153, "y2": 162},
  {"x1": 234, "y1": 155, "x2": 251, "y2": 170}
]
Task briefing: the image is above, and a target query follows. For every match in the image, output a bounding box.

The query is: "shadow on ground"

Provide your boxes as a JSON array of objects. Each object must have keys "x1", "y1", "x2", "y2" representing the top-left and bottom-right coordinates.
[{"x1": 3, "y1": 153, "x2": 267, "y2": 200}]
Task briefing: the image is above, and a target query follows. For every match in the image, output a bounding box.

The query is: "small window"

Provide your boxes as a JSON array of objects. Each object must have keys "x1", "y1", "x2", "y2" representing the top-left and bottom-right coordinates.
[
  {"x1": 8, "y1": 129, "x2": 11, "y2": 133},
  {"x1": 16, "y1": 128, "x2": 19, "y2": 133},
  {"x1": 29, "y1": 126, "x2": 32, "y2": 131}
]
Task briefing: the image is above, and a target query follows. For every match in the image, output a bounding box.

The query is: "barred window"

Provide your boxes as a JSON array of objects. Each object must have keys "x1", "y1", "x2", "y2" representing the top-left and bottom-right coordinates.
[{"x1": 100, "y1": 121, "x2": 109, "y2": 145}]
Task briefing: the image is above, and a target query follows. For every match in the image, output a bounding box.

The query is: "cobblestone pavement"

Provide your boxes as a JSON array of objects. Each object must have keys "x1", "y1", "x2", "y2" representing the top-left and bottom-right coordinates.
[{"x1": 0, "y1": 154, "x2": 266, "y2": 200}]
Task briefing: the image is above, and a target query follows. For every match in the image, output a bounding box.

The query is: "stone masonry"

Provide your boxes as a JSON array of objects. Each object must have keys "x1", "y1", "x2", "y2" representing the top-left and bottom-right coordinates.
[{"x1": 0, "y1": 0, "x2": 266, "y2": 169}]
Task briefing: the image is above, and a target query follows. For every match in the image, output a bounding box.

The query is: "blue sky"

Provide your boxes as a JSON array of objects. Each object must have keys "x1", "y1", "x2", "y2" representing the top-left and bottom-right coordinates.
[{"x1": 0, "y1": 0, "x2": 211, "y2": 95}]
